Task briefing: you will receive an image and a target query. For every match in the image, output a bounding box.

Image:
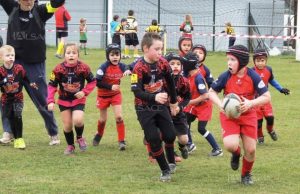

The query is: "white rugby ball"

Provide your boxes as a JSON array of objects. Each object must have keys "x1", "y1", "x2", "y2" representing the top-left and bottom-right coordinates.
[{"x1": 222, "y1": 93, "x2": 241, "y2": 119}]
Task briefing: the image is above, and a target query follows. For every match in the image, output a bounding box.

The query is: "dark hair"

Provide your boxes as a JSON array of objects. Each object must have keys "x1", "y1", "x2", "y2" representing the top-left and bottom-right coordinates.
[
  {"x1": 113, "y1": 15, "x2": 119, "y2": 21},
  {"x1": 151, "y1": 19, "x2": 158, "y2": 26},
  {"x1": 121, "y1": 18, "x2": 127, "y2": 23},
  {"x1": 128, "y1": 10, "x2": 134, "y2": 16},
  {"x1": 141, "y1": 32, "x2": 162, "y2": 52}
]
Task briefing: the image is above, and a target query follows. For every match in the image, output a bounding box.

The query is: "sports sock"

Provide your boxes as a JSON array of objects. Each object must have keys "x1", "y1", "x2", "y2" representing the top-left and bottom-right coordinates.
[
  {"x1": 203, "y1": 131, "x2": 220, "y2": 149},
  {"x1": 124, "y1": 47, "x2": 129, "y2": 56},
  {"x1": 266, "y1": 124, "x2": 274, "y2": 133},
  {"x1": 84, "y1": 46, "x2": 87, "y2": 55},
  {"x1": 152, "y1": 147, "x2": 169, "y2": 171},
  {"x1": 75, "y1": 125, "x2": 84, "y2": 139},
  {"x1": 116, "y1": 120, "x2": 125, "y2": 142},
  {"x1": 258, "y1": 127, "x2": 264, "y2": 137},
  {"x1": 233, "y1": 146, "x2": 241, "y2": 156},
  {"x1": 164, "y1": 143, "x2": 175, "y2": 164},
  {"x1": 178, "y1": 142, "x2": 185, "y2": 148},
  {"x1": 241, "y1": 157, "x2": 254, "y2": 176},
  {"x1": 64, "y1": 131, "x2": 74, "y2": 146},
  {"x1": 56, "y1": 42, "x2": 64, "y2": 55},
  {"x1": 14, "y1": 116, "x2": 23, "y2": 139},
  {"x1": 97, "y1": 120, "x2": 105, "y2": 136}
]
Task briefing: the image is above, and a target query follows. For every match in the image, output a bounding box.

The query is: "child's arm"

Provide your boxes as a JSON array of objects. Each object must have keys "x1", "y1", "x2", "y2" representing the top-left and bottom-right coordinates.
[
  {"x1": 269, "y1": 79, "x2": 290, "y2": 95},
  {"x1": 75, "y1": 67, "x2": 96, "y2": 99},
  {"x1": 208, "y1": 88, "x2": 223, "y2": 111},
  {"x1": 96, "y1": 64, "x2": 113, "y2": 90},
  {"x1": 47, "y1": 71, "x2": 58, "y2": 111},
  {"x1": 187, "y1": 74, "x2": 208, "y2": 105}
]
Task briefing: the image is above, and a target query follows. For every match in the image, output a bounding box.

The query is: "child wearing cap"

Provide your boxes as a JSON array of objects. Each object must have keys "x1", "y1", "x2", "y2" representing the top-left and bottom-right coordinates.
[
  {"x1": 252, "y1": 48, "x2": 290, "y2": 144},
  {"x1": 92, "y1": 43, "x2": 131, "y2": 151},
  {"x1": 209, "y1": 45, "x2": 271, "y2": 185}
]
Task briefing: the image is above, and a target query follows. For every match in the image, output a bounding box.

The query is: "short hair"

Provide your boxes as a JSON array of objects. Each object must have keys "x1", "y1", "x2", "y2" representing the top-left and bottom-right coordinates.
[
  {"x1": 151, "y1": 19, "x2": 158, "y2": 26},
  {"x1": 64, "y1": 43, "x2": 80, "y2": 56},
  {"x1": 113, "y1": 15, "x2": 119, "y2": 21},
  {"x1": 141, "y1": 32, "x2": 162, "y2": 52},
  {"x1": 0, "y1": 45, "x2": 15, "y2": 57},
  {"x1": 128, "y1": 10, "x2": 134, "y2": 16}
]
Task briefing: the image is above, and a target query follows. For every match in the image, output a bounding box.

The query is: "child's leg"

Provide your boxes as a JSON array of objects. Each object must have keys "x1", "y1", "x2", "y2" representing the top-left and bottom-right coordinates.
[
  {"x1": 198, "y1": 120, "x2": 221, "y2": 150},
  {"x1": 241, "y1": 135, "x2": 256, "y2": 178},
  {"x1": 72, "y1": 109, "x2": 84, "y2": 139},
  {"x1": 83, "y1": 43, "x2": 87, "y2": 55},
  {"x1": 12, "y1": 103, "x2": 23, "y2": 139},
  {"x1": 186, "y1": 113, "x2": 196, "y2": 145},
  {"x1": 265, "y1": 116, "x2": 274, "y2": 133},
  {"x1": 112, "y1": 104, "x2": 125, "y2": 142},
  {"x1": 60, "y1": 109, "x2": 74, "y2": 146},
  {"x1": 97, "y1": 108, "x2": 107, "y2": 137}
]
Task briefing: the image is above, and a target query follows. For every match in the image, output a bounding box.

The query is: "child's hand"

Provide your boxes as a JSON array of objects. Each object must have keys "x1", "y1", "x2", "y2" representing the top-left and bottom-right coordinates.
[
  {"x1": 280, "y1": 88, "x2": 290, "y2": 95},
  {"x1": 112, "y1": 85, "x2": 120, "y2": 91},
  {"x1": 74, "y1": 91, "x2": 85, "y2": 99},
  {"x1": 48, "y1": 103, "x2": 55, "y2": 111},
  {"x1": 155, "y1": 92, "x2": 168, "y2": 104},
  {"x1": 30, "y1": 82, "x2": 38, "y2": 90},
  {"x1": 170, "y1": 102, "x2": 179, "y2": 116},
  {"x1": 123, "y1": 70, "x2": 131, "y2": 76},
  {"x1": 240, "y1": 96, "x2": 252, "y2": 113}
]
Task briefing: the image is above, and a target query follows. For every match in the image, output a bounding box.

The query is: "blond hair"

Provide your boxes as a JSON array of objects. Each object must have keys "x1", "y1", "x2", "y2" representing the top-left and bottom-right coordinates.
[
  {"x1": 0, "y1": 45, "x2": 15, "y2": 59},
  {"x1": 63, "y1": 43, "x2": 80, "y2": 56}
]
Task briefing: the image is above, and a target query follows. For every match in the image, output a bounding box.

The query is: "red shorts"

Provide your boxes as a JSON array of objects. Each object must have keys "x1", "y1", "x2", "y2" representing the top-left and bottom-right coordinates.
[
  {"x1": 220, "y1": 109, "x2": 257, "y2": 139},
  {"x1": 184, "y1": 101, "x2": 212, "y2": 121},
  {"x1": 255, "y1": 102, "x2": 273, "y2": 120},
  {"x1": 96, "y1": 93, "x2": 122, "y2": 109}
]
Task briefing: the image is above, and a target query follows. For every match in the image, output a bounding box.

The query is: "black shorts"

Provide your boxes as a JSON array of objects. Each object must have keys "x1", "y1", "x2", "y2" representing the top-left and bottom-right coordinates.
[
  {"x1": 135, "y1": 105, "x2": 176, "y2": 143},
  {"x1": 80, "y1": 40, "x2": 87, "y2": 43},
  {"x1": 59, "y1": 104, "x2": 85, "y2": 112},
  {"x1": 172, "y1": 112, "x2": 188, "y2": 135},
  {"x1": 125, "y1": 33, "x2": 139, "y2": 46},
  {"x1": 56, "y1": 28, "x2": 68, "y2": 38},
  {"x1": 112, "y1": 34, "x2": 121, "y2": 47}
]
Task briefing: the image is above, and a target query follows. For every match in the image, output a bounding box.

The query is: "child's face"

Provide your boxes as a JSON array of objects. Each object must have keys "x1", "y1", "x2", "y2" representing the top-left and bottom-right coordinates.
[
  {"x1": 181, "y1": 40, "x2": 192, "y2": 54},
  {"x1": 143, "y1": 40, "x2": 163, "y2": 63},
  {"x1": 64, "y1": 46, "x2": 79, "y2": 64},
  {"x1": 227, "y1": 54, "x2": 239, "y2": 74},
  {"x1": 109, "y1": 51, "x2": 121, "y2": 65},
  {"x1": 193, "y1": 48, "x2": 205, "y2": 63},
  {"x1": 2, "y1": 50, "x2": 15, "y2": 68},
  {"x1": 121, "y1": 21, "x2": 127, "y2": 26},
  {"x1": 169, "y1": 59, "x2": 182, "y2": 75},
  {"x1": 254, "y1": 56, "x2": 267, "y2": 69}
]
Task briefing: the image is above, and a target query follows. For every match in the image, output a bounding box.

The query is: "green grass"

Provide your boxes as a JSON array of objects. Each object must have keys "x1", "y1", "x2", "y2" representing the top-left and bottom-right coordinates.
[{"x1": 0, "y1": 48, "x2": 300, "y2": 194}]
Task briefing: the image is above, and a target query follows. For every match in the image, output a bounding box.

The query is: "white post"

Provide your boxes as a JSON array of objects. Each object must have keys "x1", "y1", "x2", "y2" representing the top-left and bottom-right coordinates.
[
  {"x1": 296, "y1": 1, "x2": 300, "y2": 61},
  {"x1": 107, "y1": 0, "x2": 113, "y2": 44}
]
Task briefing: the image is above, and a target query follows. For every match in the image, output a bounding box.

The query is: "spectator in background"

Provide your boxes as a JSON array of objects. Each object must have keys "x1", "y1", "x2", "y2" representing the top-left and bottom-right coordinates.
[
  {"x1": 0, "y1": 0, "x2": 65, "y2": 146},
  {"x1": 145, "y1": 19, "x2": 162, "y2": 33},
  {"x1": 110, "y1": 15, "x2": 119, "y2": 40},
  {"x1": 55, "y1": 3, "x2": 71, "y2": 59},
  {"x1": 124, "y1": 10, "x2": 140, "y2": 59},
  {"x1": 222, "y1": 22, "x2": 236, "y2": 48},
  {"x1": 112, "y1": 18, "x2": 127, "y2": 48},
  {"x1": 79, "y1": 18, "x2": 88, "y2": 55},
  {"x1": 180, "y1": 14, "x2": 193, "y2": 38}
]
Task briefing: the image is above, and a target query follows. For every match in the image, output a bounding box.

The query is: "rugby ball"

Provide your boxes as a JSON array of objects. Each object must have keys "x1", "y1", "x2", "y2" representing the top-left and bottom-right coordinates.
[{"x1": 222, "y1": 93, "x2": 241, "y2": 119}]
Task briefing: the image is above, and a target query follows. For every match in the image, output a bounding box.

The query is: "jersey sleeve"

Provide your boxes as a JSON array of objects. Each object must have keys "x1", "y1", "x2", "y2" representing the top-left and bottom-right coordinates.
[
  {"x1": 203, "y1": 65, "x2": 214, "y2": 88},
  {"x1": 249, "y1": 69, "x2": 268, "y2": 96},
  {"x1": 210, "y1": 71, "x2": 229, "y2": 93},
  {"x1": 195, "y1": 74, "x2": 207, "y2": 95},
  {"x1": 96, "y1": 63, "x2": 112, "y2": 90}
]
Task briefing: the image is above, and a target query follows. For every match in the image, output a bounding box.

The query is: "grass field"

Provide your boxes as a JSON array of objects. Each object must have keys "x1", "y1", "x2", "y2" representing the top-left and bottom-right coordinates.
[{"x1": 0, "y1": 47, "x2": 299, "y2": 194}]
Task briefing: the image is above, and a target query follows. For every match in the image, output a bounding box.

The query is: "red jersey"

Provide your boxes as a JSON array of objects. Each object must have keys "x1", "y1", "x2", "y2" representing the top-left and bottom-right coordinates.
[
  {"x1": 0, "y1": 64, "x2": 27, "y2": 104},
  {"x1": 55, "y1": 6, "x2": 71, "y2": 29},
  {"x1": 96, "y1": 61, "x2": 128, "y2": 97},
  {"x1": 131, "y1": 57, "x2": 177, "y2": 106},
  {"x1": 252, "y1": 66, "x2": 273, "y2": 86},
  {"x1": 211, "y1": 67, "x2": 268, "y2": 100},
  {"x1": 47, "y1": 61, "x2": 96, "y2": 107},
  {"x1": 198, "y1": 63, "x2": 214, "y2": 88}
]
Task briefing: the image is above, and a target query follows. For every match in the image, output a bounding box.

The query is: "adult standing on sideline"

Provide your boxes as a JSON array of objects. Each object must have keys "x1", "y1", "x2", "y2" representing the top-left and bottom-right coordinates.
[
  {"x1": 55, "y1": 3, "x2": 71, "y2": 59},
  {"x1": 0, "y1": 0, "x2": 65, "y2": 145},
  {"x1": 221, "y1": 22, "x2": 236, "y2": 48}
]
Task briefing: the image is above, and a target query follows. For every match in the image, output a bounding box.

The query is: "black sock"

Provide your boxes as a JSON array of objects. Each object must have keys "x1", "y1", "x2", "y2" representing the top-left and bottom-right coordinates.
[
  {"x1": 178, "y1": 142, "x2": 185, "y2": 148},
  {"x1": 14, "y1": 116, "x2": 23, "y2": 139},
  {"x1": 75, "y1": 125, "x2": 84, "y2": 139},
  {"x1": 64, "y1": 131, "x2": 74, "y2": 145},
  {"x1": 9, "y1": 117, "x2": 17, "y2": 138},
  {"x1": 152, "y1": 147, "x2": 169, "y2": 171},
  {"x1": 164, "y1": 143, "x2": 175, "y2": 164}
]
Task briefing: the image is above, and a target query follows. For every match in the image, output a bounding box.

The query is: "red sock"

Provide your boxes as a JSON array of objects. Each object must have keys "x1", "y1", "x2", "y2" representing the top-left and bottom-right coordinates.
[
  {"x1": 234, "y1": 146, "x2": 241, "y2": 156},
  {"x1": 266, "y1": 124, "x2": 274, "y2": 133},
  {"x1": 257, "y1": 127, "x2": 264, "y2": 137},
  {"x1": 116, "y1": 120, "x2": 125, "y2": 142},
  {"x1": 242, "y1": 157, "x2": 254, "y2": 176},
  {"x1": 97, "y1": 120, "x2": 105, "y2": 136},
  {"x1": 146, "y1": 142, "x2": 151, "y2": 153}
]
